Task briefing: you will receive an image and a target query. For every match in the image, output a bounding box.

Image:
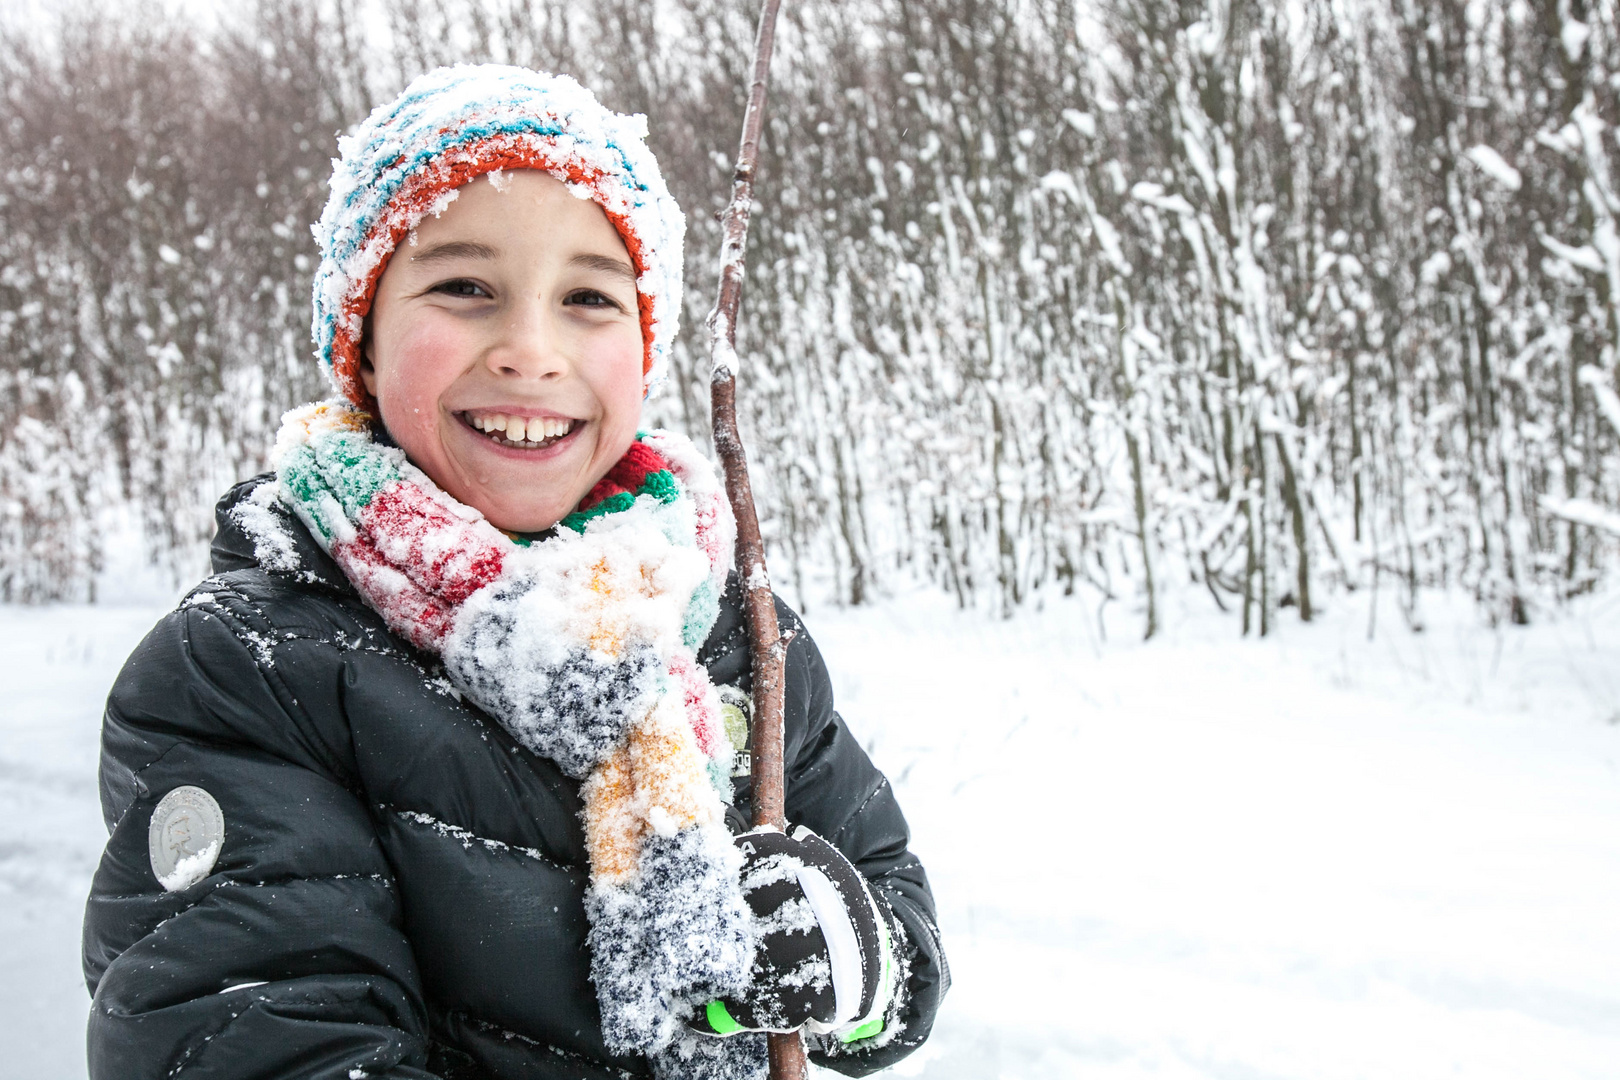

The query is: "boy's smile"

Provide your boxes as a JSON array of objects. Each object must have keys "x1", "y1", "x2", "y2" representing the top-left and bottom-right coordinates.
[{"x1": 360, "y1": 169, "x2": 645, "y2": 533}]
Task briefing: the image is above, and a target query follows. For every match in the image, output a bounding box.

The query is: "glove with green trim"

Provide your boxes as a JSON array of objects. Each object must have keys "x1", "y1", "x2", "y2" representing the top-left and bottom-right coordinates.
[{"x1": 691, "y1": 825, "x2": 896, "y2": 1042}]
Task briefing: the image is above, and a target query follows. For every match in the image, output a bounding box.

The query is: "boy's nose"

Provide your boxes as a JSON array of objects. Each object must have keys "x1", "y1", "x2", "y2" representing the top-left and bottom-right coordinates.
[{"x1": 485, "y1": 302, "x2": 570, "y2": 380}]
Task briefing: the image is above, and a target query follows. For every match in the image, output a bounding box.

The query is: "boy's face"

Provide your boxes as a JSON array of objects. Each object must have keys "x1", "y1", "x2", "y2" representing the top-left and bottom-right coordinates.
[{"x1": 361, "y1": 169, "x2": 644, "y2": 533}]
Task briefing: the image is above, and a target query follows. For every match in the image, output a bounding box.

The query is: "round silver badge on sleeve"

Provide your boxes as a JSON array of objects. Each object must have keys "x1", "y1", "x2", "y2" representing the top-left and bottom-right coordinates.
[{"x1": 148, "y1": 785, "x2": 225, "y2": 892}]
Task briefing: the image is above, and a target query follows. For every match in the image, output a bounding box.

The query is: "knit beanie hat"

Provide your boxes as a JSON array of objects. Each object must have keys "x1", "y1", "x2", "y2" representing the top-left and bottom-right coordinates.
[{"x1": 311, "y1": 64, "x2": 686, "y2": 404}]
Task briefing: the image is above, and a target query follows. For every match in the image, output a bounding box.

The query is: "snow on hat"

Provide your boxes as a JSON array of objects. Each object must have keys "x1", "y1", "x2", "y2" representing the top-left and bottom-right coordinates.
[{"x1": 311, "y1": 64, "x2": 686, "y2": 403}]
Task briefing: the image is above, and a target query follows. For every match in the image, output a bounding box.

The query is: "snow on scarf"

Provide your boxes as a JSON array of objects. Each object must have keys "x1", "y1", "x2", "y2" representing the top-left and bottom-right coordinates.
[{"x1": 263, "y1": 400, "x2": 767, "y2": 1076}]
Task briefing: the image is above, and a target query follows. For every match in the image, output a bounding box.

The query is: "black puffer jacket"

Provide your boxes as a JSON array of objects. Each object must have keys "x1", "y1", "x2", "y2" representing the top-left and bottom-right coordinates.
[{"x1": 83, "y1": 477, "x2": 947, "y2": 1079}]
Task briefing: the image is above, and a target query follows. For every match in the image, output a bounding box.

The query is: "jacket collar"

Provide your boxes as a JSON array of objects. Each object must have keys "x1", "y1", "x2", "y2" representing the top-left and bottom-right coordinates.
[{"x1": 209, "y1": 474, "x2": 354, "y2": 595}]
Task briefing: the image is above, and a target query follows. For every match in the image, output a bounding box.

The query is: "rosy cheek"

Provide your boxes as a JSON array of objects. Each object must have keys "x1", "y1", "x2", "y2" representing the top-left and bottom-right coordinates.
[
  {"x1": 597, "y1": 362, "x2": 644, "y2": 456},
  {"x1": 608, "y1": 362, "x2": 643, "y2": 407},
  {"x1": 376, "y1": 326, "x2": 459, "y2": 451},
  {"x1": 603, "y1": 340, "x2": 646, "y2": 407}
]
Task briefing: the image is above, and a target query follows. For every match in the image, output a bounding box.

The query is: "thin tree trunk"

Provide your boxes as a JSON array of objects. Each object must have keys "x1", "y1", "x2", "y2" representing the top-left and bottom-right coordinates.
[{"x1": 1275, "y1": 430, "x2": 1312, "y2": 621}]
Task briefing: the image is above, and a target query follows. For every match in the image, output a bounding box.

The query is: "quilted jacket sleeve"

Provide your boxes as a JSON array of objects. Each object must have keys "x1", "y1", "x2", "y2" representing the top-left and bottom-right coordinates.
[
  {"x1": 705, "y1": 586, "x2": 949, "y2": 1077},
  {"x1": 83, "y1": 589, "x2": 437, "y2": 1080}
]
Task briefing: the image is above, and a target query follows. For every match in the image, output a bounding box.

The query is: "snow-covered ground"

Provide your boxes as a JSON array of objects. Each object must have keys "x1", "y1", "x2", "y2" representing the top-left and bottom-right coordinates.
[{"x1": 3, "y1": 585, "x2": 1618, "y2": 1078}]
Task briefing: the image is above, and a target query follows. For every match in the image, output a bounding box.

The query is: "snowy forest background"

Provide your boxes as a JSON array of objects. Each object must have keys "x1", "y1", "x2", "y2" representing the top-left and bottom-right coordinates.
[{"x1": 4, "y1": 0, "x2": 1620, "y2": 637}]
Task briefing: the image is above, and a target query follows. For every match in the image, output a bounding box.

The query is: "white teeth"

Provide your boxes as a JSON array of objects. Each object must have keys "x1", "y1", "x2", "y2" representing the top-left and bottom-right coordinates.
[{"x1": 468, "y1": 413, "x2": 573, "y2": 444}]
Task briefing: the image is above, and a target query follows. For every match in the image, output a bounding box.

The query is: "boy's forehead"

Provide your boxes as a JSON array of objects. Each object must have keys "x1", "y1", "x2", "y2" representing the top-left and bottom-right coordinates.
[
  {"x1": 404, "y1": 171, "x2": 630, "y2": 254},
  {"x1": 395, "y1": 187, "x2": 636, "y2": 281}
]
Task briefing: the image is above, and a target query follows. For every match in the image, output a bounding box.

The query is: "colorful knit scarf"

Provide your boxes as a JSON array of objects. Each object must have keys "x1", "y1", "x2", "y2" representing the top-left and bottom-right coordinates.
[{"x1": 264, "y1": 400, "x2": 765, "y2": 1073}]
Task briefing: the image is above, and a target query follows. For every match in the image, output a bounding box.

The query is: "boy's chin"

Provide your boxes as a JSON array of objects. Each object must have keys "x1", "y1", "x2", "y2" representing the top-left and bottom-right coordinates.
[
  {"x1": 475, "y1": 494, "x2": 576, "y2": 534},
  {"x1": 430, "y1": 421, "x2": 639, "y2": 532}
]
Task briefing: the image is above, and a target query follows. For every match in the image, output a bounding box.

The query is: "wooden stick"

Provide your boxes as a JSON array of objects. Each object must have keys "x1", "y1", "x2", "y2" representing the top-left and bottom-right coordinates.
[
  {"x1": 704, "y1": 1, "x2": 805, "y2": 1078},
  {"x1": 708, "y1": 0, "x2": 784, "y2": 832}
]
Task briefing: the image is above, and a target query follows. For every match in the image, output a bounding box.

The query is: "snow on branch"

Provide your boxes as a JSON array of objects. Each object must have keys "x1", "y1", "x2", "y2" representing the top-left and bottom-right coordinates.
[
  {"x1": 1538, "y1": 232, "x2": 1606, "y2": 274},
  {"x1": 1542, "y1": 497, "x2": 1620, "y2": 537},
  {"x1": 1578, "y1": 366, "x2": 1620, "y2": 438},
  {"x1": 1464, "y1": 145, "x2": 1522, "y2": 191}
]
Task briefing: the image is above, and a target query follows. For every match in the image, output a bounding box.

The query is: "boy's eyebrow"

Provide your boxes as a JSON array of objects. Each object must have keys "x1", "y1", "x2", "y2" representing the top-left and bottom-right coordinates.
[
  {"x1": 409, "y1": 240, "x2": 498, "y2": 264},
  {"x1": 570, "y1": 253, "x2": 637, "y2": 284}
]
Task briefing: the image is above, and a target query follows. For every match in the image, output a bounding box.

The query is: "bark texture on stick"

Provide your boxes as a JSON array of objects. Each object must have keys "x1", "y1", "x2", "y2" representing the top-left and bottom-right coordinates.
[{"x1": 705, "y1": 2, "x2": 806, "y2": 1078}]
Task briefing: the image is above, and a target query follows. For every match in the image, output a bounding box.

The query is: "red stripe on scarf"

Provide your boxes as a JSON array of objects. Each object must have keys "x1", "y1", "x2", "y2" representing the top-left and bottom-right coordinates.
[
  {"x1": 331, "y1": 538, "x2": 458, "y2": 650},
  {"x1": 362, "y1": 483, "x2": 507, "y2": 606},
  {"x1": 577, "y1": 441, "x2": 670, "y2": 514}
]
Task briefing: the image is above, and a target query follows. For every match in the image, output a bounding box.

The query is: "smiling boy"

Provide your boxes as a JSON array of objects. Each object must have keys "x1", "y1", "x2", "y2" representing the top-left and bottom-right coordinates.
[
  {"x1": 82, "y1": 65, "x2": 946, "y2": 1080},
  {"x1": 362, "y1": 171, "x2": 646, "y2": 532}
]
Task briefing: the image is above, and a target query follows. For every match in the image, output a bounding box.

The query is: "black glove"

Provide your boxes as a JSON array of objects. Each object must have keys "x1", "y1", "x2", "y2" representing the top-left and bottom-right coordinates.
[{"x1": 690, "y1": 825, "x2": 896, "y2": 1041}]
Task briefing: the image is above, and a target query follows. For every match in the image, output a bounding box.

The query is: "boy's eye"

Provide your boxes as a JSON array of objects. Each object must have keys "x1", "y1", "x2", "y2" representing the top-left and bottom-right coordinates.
[
  {"x1": 564, "y1": 289, "x2": 622, "y2": 310},
  {"x1": 431, "y1": 279, "x2": 491, "y2": 298}
]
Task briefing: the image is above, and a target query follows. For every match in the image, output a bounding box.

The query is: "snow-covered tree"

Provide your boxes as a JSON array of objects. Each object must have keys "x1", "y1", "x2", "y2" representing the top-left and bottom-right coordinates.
[{"x1": 2, "y1": 0, "x2": 1617, "y2": 632}]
